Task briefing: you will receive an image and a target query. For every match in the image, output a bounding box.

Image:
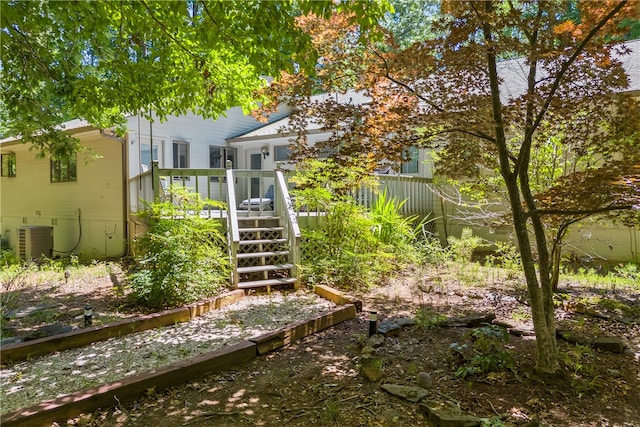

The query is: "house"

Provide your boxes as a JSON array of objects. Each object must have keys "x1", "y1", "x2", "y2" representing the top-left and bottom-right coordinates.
[
  {"x1": 0, "y1": 120, "x2": 128, "y2": 260},
  {"x1": 0, "y1": 106, "x2": 296, "y2": 261}
]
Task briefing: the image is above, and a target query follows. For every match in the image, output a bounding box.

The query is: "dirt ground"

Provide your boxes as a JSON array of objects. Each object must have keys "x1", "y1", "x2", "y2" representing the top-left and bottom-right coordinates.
[
  {"x1": 34, "y1": 264, "x2": 638, "y2": 427},
  {"x1": 55, "y1": 269, "x2": 640, "y2": 426}
]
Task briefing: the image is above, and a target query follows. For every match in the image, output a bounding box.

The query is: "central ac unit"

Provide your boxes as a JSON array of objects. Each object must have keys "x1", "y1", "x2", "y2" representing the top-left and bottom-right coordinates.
[{"x1": 18, "y1": 226, "x2": 54, "y2": 261}]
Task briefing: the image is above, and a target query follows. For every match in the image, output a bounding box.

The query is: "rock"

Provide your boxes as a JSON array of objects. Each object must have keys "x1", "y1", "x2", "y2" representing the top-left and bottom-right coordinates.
[
  {"x1": 417, "y1": 371, "x2": 433, "y2": 389},
  {"x1": 377, "y1": 318, "x2": 417, "y2": 336},
  {"x1": 366, "y1": 333, "x2": 385, "y2": 348},
  {"x1": 556, "y1": 329, "x2": 592, "y2": 346},
  {"x1": 395, "y1": 317, "x2": 417, "y2": 327},
  {"x1": 593, "y1": 336, "x2": 626, "y2": 354},
  {"x1": 493, "y1": 319, "x2": 518, "y2": 329},
  {"x1": 462, "y1": 313, "x2": 496, "y2": 327},
  {"x1": 380, "y1": 384, "x2": 430, "y2": 403},
  {"x1": 23, "y1": 323, "x2": 73, "y2": 341},
  {"x1": 361, "y1": 346, "x2": 377, "y2": 355},
  {"x1": 511, "y1": 327, "x2": 536, "y2": 337},
  {"x1": 443, "y1": 312, "x2": 496, "y2": 328},
  {"x1": 378, "y1": 320, "x2": 401, "y2": 336},
  {"x1": 360, "y1": 363, "x2": 384, "y2": 383},
  {"x1": 420, "y1": 400, "x2": 483, "y2": 427},
  {"x1": 5, "y1": 304, "x2": 59, "y2": 319},
  {"x1": 380, "y1": 408, "x2": 401, "y2": 424}
]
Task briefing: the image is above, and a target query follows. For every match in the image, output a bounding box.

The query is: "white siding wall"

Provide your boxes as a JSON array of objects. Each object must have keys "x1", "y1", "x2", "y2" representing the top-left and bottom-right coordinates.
[
  {"x1": 0, "y1": 130, "x2": 125, "y2": 259},
  {"x1": 127, "y1": 108, "x2": 294, "y2": 177}
]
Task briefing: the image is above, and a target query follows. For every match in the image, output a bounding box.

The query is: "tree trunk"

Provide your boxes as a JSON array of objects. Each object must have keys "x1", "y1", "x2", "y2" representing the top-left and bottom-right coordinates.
[
  {"x1": 550, "y1": 242, "x2": 562, "y2": 293},
  {"x1": 504, "y1": 179, "x2": 560, "y2": 374}
]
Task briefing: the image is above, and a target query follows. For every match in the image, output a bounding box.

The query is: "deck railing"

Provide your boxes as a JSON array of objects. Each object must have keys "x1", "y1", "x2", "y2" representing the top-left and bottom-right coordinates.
[
  {"x1": 129, "y1": 165, "x2": 435, "y2": 220},
  {"x1": 354, "y1": 174, "x2": 434, "y2": 217},
  {"x1": 275, "y1": 167, "x2": 301, "y2": 284},
  {"x1": 225, "y1": 161, "x2": 240, "y2": 286},
  {"x1": 130, "y1": 165, "x2": 434, "y2": 219}
]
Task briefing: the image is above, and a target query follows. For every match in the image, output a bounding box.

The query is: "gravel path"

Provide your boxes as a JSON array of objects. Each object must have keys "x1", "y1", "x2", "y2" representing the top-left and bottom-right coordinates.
[{"x1": 0, "y1": 292, "x2": 336, "y2": 414}]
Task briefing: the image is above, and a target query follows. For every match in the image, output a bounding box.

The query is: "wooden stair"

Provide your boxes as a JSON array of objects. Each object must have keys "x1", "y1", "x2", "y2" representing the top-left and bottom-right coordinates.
[{"x1": 234, "y1": 216, "x2": 296, "y2": 290}]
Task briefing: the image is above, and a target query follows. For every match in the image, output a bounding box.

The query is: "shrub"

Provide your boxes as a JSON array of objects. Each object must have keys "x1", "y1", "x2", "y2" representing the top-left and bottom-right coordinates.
[
  {"x1": 128, "y1": 186, "x2": 230, "y2": 309},
  {"x1": 294, "y1": 161, "x2": 418, "y2": 290},
  {"x1": 450, "y1": 324, "x2": 514, "y2": 379},
  {"x1": 447, "y1": 227, "x2": 485, "y2": 263},
  {"x1": 0, "y1": 263, "x2": 32, "y2": 328},
  {"x1": 301, "y1": 199, "x2": 390, "y2": 290}
]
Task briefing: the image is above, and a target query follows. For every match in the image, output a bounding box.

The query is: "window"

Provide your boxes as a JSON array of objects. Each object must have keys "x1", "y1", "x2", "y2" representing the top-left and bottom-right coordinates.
[
  {"x1": 274, "y1": 145, "x2": 292, "y2": 162},
  {"x1": 209, "y1": 146, "x2": 236, "y2": 181},
  {"x1": 172, "y1": 141, "x2": 189, "y2": 180},
  {"x1": 1, "y1": 153, "x2": 16, "y2": 177},
  {"x1": 401, "y1": 146, "x2": 419, "y2": 174},
  {"x1": 173, "y1": 141, "x2": 189, "y2": 168},
  {"x1": 141, "y1": 141, "x2": 159, "y2": 172},
  {"x1": 51, "y1": 155, "x2": 77, "y2": 182}
]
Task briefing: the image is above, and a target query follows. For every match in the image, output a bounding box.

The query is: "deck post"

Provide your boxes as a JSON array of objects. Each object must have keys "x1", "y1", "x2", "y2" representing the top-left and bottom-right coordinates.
[
  {"x1": 152, "y1": 161, "x2": 161, "y2": 202},
  {"x1": 226, "y1": 160, "x2": 240, "y2": 287}
]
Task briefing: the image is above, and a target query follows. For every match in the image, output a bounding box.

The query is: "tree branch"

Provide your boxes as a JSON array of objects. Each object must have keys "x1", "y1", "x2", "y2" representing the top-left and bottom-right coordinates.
[
  {"x1": 139, "y1": 0, "x2": 200, "y2": 60},
  {"x1": 527, "y1": 1, "x2": 628, "y2": 143},
  {"x1": 421, "y1": 127, "x2": 496, "y2": 144},
  {"x1": 370, "y1": 48, "x2": 446, "y2": 113},
  {"x1": 526, "y1": 204, "x2": 635, "y2": 218}
]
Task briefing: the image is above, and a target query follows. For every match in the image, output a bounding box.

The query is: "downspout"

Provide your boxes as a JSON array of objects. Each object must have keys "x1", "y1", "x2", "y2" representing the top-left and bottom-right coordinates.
[{"x1": 100, "y1": 129, "x2": 129, "y2": 257}]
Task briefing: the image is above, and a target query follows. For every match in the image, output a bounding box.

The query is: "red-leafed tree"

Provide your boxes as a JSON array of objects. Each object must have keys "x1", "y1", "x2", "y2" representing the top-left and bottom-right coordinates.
[{"x1": 261, "y1": 0, "x2": 640, "y2": 374}]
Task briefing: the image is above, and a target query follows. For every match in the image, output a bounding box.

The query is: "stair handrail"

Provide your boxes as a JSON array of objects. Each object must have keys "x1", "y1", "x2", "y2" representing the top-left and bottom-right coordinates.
[
  {"x1": 226, "y1": 160, "x2": 240, "y2": 287},
  {"x1": 275, "y1": 165, "x2": 301, "y2": 288}
]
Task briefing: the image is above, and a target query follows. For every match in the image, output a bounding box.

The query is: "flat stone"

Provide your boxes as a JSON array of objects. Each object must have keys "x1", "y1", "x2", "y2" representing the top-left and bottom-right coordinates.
[
  {"x1": 420, "y1": 400, "x2": 483, "y2": 427},
  {"x1": 556, "y1": 329, "x2": 592, "y2": 346},
  {"x1": 443, "y1": 313, "x2": 495, "y2": 328},
  {"x1": 493, "y1": 319, "x2": 518, "y2": 330},
  {"x1": 380, "y1": 408, "x2": 401, "y2": 423},
  {"x1": 461, "y1": 313, "x2": 496, "y2": 327},
  {"x1": 23, "y1": 323, "x2": 73, "y2": 341},
  {"x1": 5, "y1": 304, "x2": 59, "y2": 319},
  {"x1": 395, "y1": 317, "x2": 417, "y2": 327},
  {"x1": 512, "y1": 327, "x2": 536, "y2": 337},
  {"x1": 377, "y1": 320, "x2": 401, "y2": 336},
  {"x1": 361, "y1": 346, "x2": 377, "y2": 355},
  {"x1": 593, "y1": 336, "x2": 626, "y2": 354},
  {"x1": 366, "y1": 333, "x2": 385, "y2": 348},
  {"x1": 377, "y1": 318, "x2": 417, "y2": 336},
  {"x1": 380, "y1": 384, "x2": 429, "y2": 403}
]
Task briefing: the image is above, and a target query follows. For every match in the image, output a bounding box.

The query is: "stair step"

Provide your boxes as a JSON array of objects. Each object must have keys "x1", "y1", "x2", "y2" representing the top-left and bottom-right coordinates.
[
  {"x1": 237, "y1": 216, "x2": 280, "y2": 221},
  {"x1": 239, "y1": 238, "x2": 287, "y2": 245},
  {"x1": 237, "y1": 263, "x2": 294, "y2": 274},
  {"x1": 237, "y1": 277, "x2": 298, "y2": 289},
  {"x1": 239, "y1": 227, "x2": 284, "y2": 233},
  {"x1": 237, "y1": 250, "x2": 290, "y2": 259}
]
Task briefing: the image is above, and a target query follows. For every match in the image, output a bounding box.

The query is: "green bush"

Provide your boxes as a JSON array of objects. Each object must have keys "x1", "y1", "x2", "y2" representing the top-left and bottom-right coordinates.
[
  {"x1": 294, "y1": 161, "x2": 417, "y2": 290},
  {"x1": 447, "y1": 227, "x2": 485, "y2": 263},
  {"x1": 301, "y1": 199, "x2": 391, "y2": 290},
  {"x1": 128, "y1": 186, "x2": 230, "y2": 309},
  {"x1": 0, "y1": 235, "x2": 21, "y2": 267}
]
